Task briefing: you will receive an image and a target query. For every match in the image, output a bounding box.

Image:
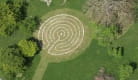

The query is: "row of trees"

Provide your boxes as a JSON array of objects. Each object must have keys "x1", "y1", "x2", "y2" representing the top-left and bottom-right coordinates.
[{"x1": 0, "y1": 0, "x2": 41, "y2": 79}]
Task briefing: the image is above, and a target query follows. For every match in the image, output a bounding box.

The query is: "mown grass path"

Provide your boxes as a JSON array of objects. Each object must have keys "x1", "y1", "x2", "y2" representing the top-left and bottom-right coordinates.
[{"x1": 32, "y1": 55, "x2": 49, "y2": 80}]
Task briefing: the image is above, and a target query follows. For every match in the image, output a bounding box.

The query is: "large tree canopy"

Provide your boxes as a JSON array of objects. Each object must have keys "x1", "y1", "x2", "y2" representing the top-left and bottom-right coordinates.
[
  {"x1": 0, "y1": 48, "x2": 25, "y2": 76},
  {"x1": 6, "y1": 0, "x2": 28, "y2": 21},
  {"x1": 0, "y1": 3, "x2": 16, "y2": 36},
  {"x1": 83, "y1": 0, "x2": 134, "y2": 34},
  {"x1": 18, "y1": 40, "x2": 39, "y2": 57}
]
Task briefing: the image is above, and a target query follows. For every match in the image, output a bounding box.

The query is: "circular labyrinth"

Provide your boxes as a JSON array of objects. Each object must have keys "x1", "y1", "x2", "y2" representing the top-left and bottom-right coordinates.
[{"x1": 38, "y1": 14, "x2": 85, "y2": 55}]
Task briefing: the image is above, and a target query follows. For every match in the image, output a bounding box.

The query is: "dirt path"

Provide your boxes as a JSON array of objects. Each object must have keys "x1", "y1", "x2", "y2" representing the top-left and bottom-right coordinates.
[{"x1": 32, "y1": 55, "x2": 49, "y2": 80}]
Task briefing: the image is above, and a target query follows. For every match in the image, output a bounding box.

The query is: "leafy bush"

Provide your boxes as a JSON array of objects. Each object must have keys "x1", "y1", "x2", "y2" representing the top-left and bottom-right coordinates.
[
  {"x1": 119, "y1": 65, "x2": 133, "y2": 80},
  {"x1": 18, "y1": 40, "x2": 39, "y2": 57},
  {"x1": 108, "y1": 46, "x2": 123, "y2": 58},
  {"x1": 97, "y1": 25, "x2": 117, "y2": 47}
]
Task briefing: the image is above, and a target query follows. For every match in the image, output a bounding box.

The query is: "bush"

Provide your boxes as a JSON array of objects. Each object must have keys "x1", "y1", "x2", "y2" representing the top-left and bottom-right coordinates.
[
  {"x1": 18, "y1": 40, "x2": 39, "y2": 57},
  {"x1": 108, "y1": 46, "x2": 124, "y2": 58},
  {"x1": 97, "y1": 25, "x2": 117, "y2": 47},
  {"x1": 19, "y1": 16, "x2": 40, "y2": 33},
  {"x1": 119, "y1": 65, "x2": 133, "y2": 80}
]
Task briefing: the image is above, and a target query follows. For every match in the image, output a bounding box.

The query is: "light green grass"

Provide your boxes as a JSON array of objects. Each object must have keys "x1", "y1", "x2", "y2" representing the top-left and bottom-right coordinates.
[
  {"x1": 27, "y1": 0, "x2": 86, "y2": 16},
  {"x1": 22, "y1": 54, "x2": 41, "y2": 80},
  {"x1": 42, "y1": 23, "x2": 138, "y2": 80},
  {"x1": 114, "y1": 23, "x2": 138, "y2": 80},
  {"x1": 42, "y1": 40, "x2": 120, "y2": 80},
  {"x1": 1, "y1": 0, "x2": 137, "y2": 80},
  {"x1": 31, "y1": 8, "x2": 93, "y2": 80}
]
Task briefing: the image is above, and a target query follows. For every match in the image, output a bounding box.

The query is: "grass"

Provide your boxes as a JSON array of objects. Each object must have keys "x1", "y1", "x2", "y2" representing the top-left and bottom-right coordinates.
[
  {"x1": 1, "y1": 0, "x2": 138, "y2": 80},
  {"x1": 0, "y1": 27, "x2": 31, "y2": 48},
  {"x1": 27, "y1": 0, "x2": 86, "y2": 17},
  {"x1": 22, "y1": 54, "x2": 41, "y2": 80},
  {"x1": 42, "y1": 23, "x2": 138, "y2": 80},
  {"x1": 42, "y1": 40, "x2": 120, "y2": 80},
  {"x1": 31, "y1": 8, "x2": 93, "y2": 80},
  {"x1": 114, "y1": 23, "x2": 138, "y2": 80}
]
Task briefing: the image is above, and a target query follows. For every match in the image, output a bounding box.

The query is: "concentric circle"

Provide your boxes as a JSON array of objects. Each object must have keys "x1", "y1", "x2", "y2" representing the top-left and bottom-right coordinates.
[{"x1": 38, "y1": 14, "x2": 85, "y2": 55}]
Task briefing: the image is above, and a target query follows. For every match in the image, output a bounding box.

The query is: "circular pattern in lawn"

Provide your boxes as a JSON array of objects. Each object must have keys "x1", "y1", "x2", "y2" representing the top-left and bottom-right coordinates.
[{"x1": 38, "y1": 14, "x2": 85, "y2": 55}]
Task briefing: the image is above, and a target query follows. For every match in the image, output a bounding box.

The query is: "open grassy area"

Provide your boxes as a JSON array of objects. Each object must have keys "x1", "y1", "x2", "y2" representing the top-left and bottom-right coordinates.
[
  {"x1": 31, "y1": 8, "x2": 93, "y2": 80},
  {"x1": 27, "y1": 0, "x2": 86, "y2": 16},
  {"x1": 42, "y1": 23, "x2": 138, "y2": 80},
  {"x1": 42, "y1": 40, "x2": 119, "y2": 80},
  {"x1": 25, "y1": 1, "x2": 138, "y2": 80},
  {"x1": 0, "y1": 0, "x2": 138, "y2": 80}
]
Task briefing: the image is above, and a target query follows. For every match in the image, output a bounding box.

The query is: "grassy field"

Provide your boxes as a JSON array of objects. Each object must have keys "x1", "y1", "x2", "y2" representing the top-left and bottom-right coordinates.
[
  {"x1": 27, "y1": 0, "x2": 86, "y2": 16},
  {"x1": 25, "y1": 0, "x2": 138, "y2": 80},
  {"x1": 0, "y1": 0, "x2": 138, "y2": 80},
  {"x1": 31, "y1": 8, "x2": 93, "y2": 80},
  {"x1": 42, "y1": 40, "x2": 117, "y2": 80},
  {"x1": 42, "y1": 23, "x2": 138, "y2": 80}
]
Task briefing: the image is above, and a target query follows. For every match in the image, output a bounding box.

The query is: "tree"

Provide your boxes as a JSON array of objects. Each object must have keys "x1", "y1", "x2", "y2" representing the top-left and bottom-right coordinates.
[
  {"x1": 18, "y1": 40, "x2": 39, "y2": 57},
  {"x1": 19, "y1": 16, "x2": 40, "y2": 33},
  {"x1": 83, "y1": 0, "x2": 134, "y2": 34},
  {"x1": 6, "y1": 0, "x2": 28, "y2": 21},
  {"x1": 97, "y1": 25, "x2": 117, "y2": 47},
  {"x1": 119, "y1": 65, "x2": 133, "y2": 80},
  {"x1": 0, "y1": 48, "x2": 25, "y2": 77},
  {"x1": 0, "y1": 3, "x2": 16, "y2": 36}
]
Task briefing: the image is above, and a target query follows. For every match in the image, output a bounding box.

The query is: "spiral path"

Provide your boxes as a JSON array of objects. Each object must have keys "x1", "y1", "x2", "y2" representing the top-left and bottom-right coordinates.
[{"x1": 38, "y1": 14, "x2": 85, "y2": 55}]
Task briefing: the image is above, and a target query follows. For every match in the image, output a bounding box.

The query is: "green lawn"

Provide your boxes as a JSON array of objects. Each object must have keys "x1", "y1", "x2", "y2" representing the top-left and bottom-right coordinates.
[
  {"x1": 0, "y1": 0, "x2": 138, "y2": 80},
  {"x1": 42, "y1": 23, "x2": 138, "y2": 80},
  {"x1": 26, "y1": 0, "x2": 138, "y2": 80},
  {"x1": 114, "y1": 23, "x2": 138, "y2": 80},
  {"x1": 27, "y1": 0, "x2": 86, "y2": 16},
  {"x1": 22, "y1": 54, "x2": 41, "y2": 80},
  {"x1": 42, "y1": 40, "x2": 119, "y2": 80},
  {"x1": 0, "y1": 27, "x2": 31, "y2": 48}
]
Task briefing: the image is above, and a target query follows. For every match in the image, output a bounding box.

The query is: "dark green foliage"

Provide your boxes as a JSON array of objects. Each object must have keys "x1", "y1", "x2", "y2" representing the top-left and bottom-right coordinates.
[
  {"x1": 6, "y1": 0, "x2": 28, "y2": 21},
  {"x1": 129, "y1": 62, "x2": 137, "y2": 71},
  {"x1": 0, "y1": 0, "x2": 28, "y2": 37},
  {"x1": 0, "y1": 0, "x2": 39, "y2": 37},
  {"x1": 108, "y1": 46, "x2": 124, "y2": 58},
  {"x1": 0, "y1": 3, "x2": 17, "y2": 36},
  {"x1": 0, "y1": 47, "x2": 25, "y2": 78},
  {"x1": 19, "y1": 16, "x2": 40, "y2": 33}
]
